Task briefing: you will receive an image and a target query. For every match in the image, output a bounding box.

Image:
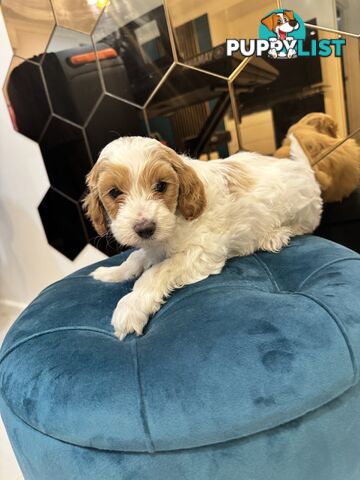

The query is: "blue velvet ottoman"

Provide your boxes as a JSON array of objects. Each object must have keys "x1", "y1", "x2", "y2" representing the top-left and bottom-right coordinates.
[{"x1": 1, "y1": 236, "x2": 360, "y2": 480}]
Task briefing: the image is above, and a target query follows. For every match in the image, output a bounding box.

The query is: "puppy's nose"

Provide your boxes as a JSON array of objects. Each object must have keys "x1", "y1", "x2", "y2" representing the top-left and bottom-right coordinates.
[
  {"x1": 289, "y1": 20, "x2": 298, "y2": 27},
  {"x1": 134, "y1": 220, "x2": 156, "y2": 239}
]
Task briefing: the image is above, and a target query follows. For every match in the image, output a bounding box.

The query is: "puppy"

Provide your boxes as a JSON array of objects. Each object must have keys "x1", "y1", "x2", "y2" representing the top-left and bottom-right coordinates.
[
  {"x1": 275, "y1": 113, "x2": 360, "y2": 202},
  {"x1": 83, "y1": 135, "x2": 322, "y2": 340}
]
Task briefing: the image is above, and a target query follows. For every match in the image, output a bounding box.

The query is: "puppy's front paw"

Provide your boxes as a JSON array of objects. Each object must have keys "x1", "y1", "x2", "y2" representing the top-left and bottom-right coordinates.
[
  {"x1": 91, "y1": 266, "x2": 125, "y2": 283},
  {"x1": 111, "y1": 294, "x2": 149, "y2": 340},
  {"x1": 260, "y1": 227, "x2": 292, "y2": 253}
]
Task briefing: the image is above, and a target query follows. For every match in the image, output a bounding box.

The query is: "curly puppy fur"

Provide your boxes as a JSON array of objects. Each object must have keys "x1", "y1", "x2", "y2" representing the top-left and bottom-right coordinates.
[
  {"x1": 274, "y1": 112, "x2": 360, "y2": 203},
  {"x1": 83, "y1": 135, "x2": 322, "y2": 340}
]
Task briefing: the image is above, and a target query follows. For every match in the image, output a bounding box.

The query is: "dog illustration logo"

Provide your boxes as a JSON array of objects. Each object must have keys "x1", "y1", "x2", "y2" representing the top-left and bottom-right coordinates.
[
  {"x1": 259, "y1": 9, "x2": 305, "y2": 59},
  {"x1": 226, "y1": 8, "x2": 345, "y2": 59},
  {"x1": 261, "y1": 10, "x2": 299, "y2": 41}
]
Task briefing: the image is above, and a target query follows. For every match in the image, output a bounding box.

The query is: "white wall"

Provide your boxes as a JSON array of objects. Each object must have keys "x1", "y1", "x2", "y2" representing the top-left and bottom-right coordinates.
[{"x1": 0, "y1": 13, "x2": 106, "y2": 306}]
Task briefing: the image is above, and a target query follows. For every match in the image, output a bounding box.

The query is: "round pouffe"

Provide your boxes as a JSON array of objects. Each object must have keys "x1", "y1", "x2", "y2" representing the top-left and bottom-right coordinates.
[{"x1": 1, "y1": 235, "x2": 360, "y2": 480}]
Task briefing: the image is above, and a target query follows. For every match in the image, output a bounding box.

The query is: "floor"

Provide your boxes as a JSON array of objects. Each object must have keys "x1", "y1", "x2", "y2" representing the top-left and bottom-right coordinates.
[{"x1": 0, "y1": 303, "x2": 24, "y2": 480}]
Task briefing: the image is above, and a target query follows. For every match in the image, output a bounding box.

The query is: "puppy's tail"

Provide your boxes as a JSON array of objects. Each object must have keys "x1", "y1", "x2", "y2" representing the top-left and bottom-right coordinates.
[{"x1": 289, "y1": 133, "x2": 311, "y2": 166}]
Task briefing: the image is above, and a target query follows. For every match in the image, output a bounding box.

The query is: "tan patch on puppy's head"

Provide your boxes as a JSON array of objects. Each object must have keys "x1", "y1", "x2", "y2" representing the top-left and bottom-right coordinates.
[
  {"x1": 139, "y1": 158, "x2": 179, "y2": 213},
  {"x1": 97, "y1": 164, "x2": 131, "y2": 219},
  {"x1": 149, "y1": 144, "x2": 207, "y2": 220},
  {"x1": 83, "y1": 160, "x2": 131, "y2": 234}
]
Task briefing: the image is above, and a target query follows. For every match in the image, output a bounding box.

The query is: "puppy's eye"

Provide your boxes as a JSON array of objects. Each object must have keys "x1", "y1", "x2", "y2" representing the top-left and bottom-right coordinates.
[
  {"x1": 109, "y1": 187, "x2": 122, "y2": 199},
  {"x1": 154, "y1": 181, "x2": 167, "y2": 193},
  {"x1": 277, "y1": 19, "x2": 282, "y2": 24}
]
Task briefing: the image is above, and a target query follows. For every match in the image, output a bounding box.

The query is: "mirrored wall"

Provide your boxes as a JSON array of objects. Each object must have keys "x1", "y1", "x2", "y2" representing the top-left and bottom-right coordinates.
[{"x1": 1, "y1": 0, "x2": 359, "y2": 258}]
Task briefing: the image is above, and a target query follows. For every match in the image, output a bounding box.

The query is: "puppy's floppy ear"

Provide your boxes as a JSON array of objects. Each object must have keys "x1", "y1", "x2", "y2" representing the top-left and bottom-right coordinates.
[
  {"x1": 82, "y1": 161, "x2": 108, "y2": 235},
  {"x1": 261, "y1": 13, "x2": 277, "y2": 32},
  {"x1": 152, "y1": 144, "x2": 206, "y2": 220}
]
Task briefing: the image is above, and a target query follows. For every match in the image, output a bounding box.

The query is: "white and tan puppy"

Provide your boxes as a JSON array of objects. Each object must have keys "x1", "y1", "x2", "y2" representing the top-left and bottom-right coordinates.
[{"x1": 84, "y1": 136, "x2": 322, "y2": 340}]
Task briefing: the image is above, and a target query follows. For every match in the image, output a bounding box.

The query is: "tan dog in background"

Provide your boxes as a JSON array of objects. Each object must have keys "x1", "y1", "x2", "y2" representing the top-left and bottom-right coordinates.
[{"x1": 275, "y1": 113, "x2": 360, "y2": 203}]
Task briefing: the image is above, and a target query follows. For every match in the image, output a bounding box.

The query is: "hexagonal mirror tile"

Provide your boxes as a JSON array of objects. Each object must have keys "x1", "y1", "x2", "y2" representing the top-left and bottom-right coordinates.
[
  {"x1": 38, "y1": 188, "x2": 89, "y2": 260},
  {"x1": 51, "y1": 0, "x2": 106, "y2": 34},
  {"x1": 285, "y1": 0, "x2": 360, "y2": 35},
  {"x1": 85, "y1": 94, "x2": 147, "y2": 161},
  {"x1": 92, "y1": 0, "x2": 174, "y2": 106},
  {"x1": 3, "y1": 56, "x2": 51, "y2": 141},
  {"x1": 40, "y1": 117, "x2": 93, "y2": 201},
  {"x1": 166, "y1": 0, "x2": 278, "y2": 76},
  {"x1": 42, "y1": 26, "x2": 103, "y2": 125},
  {"x1": 1, "y1": 0, "x2": 55, "y2": 61},
  {"x1": 145, "y1": 64, "x2": 238, "y2": 157},
  {"x1": 230, "y1": 28, "x2": 359, "y2": 156}
]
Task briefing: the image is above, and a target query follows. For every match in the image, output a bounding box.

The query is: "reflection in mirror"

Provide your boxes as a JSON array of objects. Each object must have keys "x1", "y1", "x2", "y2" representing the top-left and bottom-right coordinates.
[
  {"x1": 42, "y1": 27, "x2": 103, "y2": 125},
  {"x1": 166, "y1": 0, "x2": 278, "y2": 75},
  {"x1": 40, "y1": 117, "x2": 93, "y2": 201},
  {"x1": 285, "y1": 0, "x2": 360, "y2": 35},
  {"x1": 340, "y1": 36, "x2": 360, "y2": 133},
  {"x1": 232, "y1": 27, "x2": 359, "y2": 156},
  {"x1": 145, "y1": 64, "x2": 238, "y2": 158},
  {"x1": 92, "y1": 0, "x2": 174, "y2": 106},
  {"x1": 38, "y1": 188, "x2": 89, "y2": 260},
  {"x1": 3, "y1": 56, "x2": 51, "y2": 141},
  {"x1": 85, "y1": 94, "x2": 147, "y2": 161},
  {"x1": 315, "y1": 130, "x2": 360, "y2": 253},
  {"x1": 51, "y1": 0, "x2": 105, "y2": 34},
  {"x1": 1, "y1": 0, "x2": 55, "y2": 61}
]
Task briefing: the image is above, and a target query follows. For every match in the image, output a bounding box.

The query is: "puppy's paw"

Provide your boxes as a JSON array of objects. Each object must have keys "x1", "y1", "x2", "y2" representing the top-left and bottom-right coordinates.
[
  {"x1": 91, "y1": 266, "x2": 126, "y2": 283},
  {"x1": 260, "y1": 227, "x2": 292, "y2": 253},
  {"x1": 111, "y1": 294, "x2": 149, "y2": 340}
]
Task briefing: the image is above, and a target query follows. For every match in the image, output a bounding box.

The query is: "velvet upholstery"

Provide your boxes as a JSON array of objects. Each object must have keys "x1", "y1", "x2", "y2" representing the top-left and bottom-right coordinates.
[{"x1": 1, "y1": 235, "x2": 360, "y2": 479}]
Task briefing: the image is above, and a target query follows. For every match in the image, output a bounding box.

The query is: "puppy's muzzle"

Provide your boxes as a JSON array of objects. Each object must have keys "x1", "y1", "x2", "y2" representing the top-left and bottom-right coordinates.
[
  {"x1": 134, "y1": 220, "x2": 156, "y2": 239},
  {"x1": 289, "y1": 20, "x2": 298, "y2": 27}
]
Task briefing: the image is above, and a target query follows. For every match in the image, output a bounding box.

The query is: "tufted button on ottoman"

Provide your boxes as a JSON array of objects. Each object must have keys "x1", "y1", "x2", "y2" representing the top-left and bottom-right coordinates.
[{"x1": 1, "y1": 236, "x2": 360, "y2": 480}]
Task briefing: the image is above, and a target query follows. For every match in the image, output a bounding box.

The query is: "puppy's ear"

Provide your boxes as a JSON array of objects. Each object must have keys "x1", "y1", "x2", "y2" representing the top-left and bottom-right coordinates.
[
  {"x1": 82, "y1": 161, "x2": 108, "y2": 235},
  {"x1": 261, "y1": 13, "x2": 277, "y2": 32},
  {"x1": 176, "y1": 159, "x2": 207, "y2": 221},
  {"x1": 153, "y1": 144, "x2": 206, "y2": 220}
]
